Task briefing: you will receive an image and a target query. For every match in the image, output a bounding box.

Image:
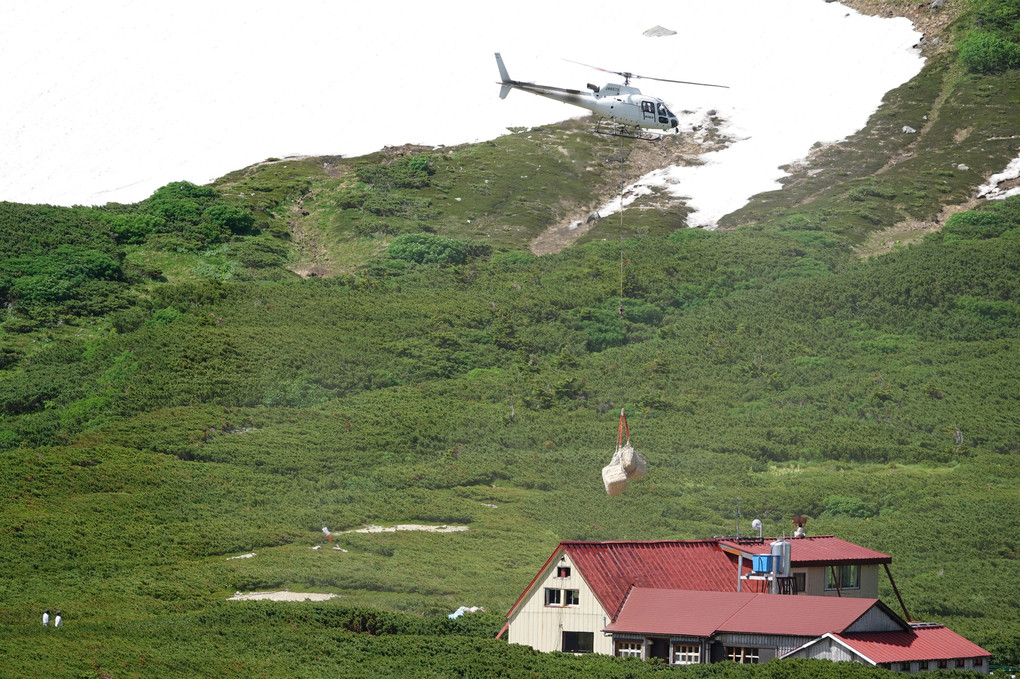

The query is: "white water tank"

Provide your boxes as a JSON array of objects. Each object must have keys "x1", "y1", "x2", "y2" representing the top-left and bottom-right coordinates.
[{"x1": 770, "y1": 538, "x2": 791, "y2": 577}]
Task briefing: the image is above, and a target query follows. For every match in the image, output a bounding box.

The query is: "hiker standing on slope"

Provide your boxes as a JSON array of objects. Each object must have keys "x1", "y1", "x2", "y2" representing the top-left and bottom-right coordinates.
[{"x1": 42, "y1": 609, "x2": 50, "y2": 626}]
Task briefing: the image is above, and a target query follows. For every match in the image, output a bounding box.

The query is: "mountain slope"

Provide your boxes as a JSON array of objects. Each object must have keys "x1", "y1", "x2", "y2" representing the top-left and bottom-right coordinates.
[{"x1": 2, "y1": 1, "x2": 1020, "y2": 676}]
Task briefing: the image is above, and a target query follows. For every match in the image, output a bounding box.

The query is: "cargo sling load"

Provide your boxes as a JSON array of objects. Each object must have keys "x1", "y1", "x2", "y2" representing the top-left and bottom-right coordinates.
[{"x1": 601, "y1": 409, "x2": 647, "y2": 496}]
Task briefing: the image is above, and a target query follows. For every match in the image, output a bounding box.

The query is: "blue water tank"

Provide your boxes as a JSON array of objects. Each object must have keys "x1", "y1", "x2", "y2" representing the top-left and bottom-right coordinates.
[{"x1": 752, "y1": 554, "x2": 774, "y2": 573}]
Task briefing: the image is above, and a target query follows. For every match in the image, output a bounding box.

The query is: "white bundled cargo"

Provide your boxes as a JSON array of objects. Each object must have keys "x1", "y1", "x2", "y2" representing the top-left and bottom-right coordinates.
[
  {"x1": 601, "y1": 449, "x2": 629, "y2": 496},
  {"x1": 619, "y1": 441, "x2": 647, "y2": 481},
  {"x1": 601, "y1": 409, "x2": 648, "y2": 495}
]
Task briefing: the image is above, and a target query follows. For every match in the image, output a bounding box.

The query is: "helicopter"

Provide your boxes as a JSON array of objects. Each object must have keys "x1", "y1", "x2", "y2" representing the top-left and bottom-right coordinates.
[{"x1": 495, "y1": 52, "x2": 727, "y2": 140}]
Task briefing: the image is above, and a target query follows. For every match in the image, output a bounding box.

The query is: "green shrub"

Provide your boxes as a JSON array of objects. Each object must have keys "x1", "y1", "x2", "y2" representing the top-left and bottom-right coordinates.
[
  {"x1": 227, "y1": 238, "x2": 288, "y2": 269},
  {"x1": 102, "y1": 213, "x2": 159, "y2": 244},
  {"x1": 824, "y1": 495, "x2": 874, "y2": 518},
  {"x1": 958, "y1": 31, "x2": 1020, "y2": 73},
  {"x1": 356, "y1": 154, "x2": 436, "y2": 189},
  {"x1": 974, "y1": 0, "x2": 1020, "y2": 41},
  {"x1": 0, "y1": 246, "x2": 126, "y2": 319},
  {"x1": 203, "y1": 204, "x2": 256, "y2": 236},
  {"x1": 387, "y1": 233, "x2": 468, "y2": 265},
  {"x1": 943, "y1": 196, "x2": 1020, "y2": 241}
]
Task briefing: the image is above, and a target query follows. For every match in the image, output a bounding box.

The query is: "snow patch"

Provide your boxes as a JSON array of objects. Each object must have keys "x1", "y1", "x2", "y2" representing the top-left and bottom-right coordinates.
[
  {"x1": 229, "y1": 591, "x2": 336, "y2": 601},
  {"x1": 1, "y1": 0, "x2": 921, "y2": 224},
  {"x1": 341, "y1": 524, "x2": 468, "y2": 534},
  {"x1": 978, "y1": 155, "x2": 1020, "y2": 200}
]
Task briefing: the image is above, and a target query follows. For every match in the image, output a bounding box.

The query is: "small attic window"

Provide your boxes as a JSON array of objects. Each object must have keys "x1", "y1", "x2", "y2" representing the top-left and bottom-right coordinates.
[{"x1": 557, "y1": 566, "x2": 571, "y2": 578}]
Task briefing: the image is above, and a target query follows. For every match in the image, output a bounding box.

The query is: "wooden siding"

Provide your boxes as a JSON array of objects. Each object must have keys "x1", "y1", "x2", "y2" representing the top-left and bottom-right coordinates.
[
  {"x1": 844, "y1": 604, "x2": 904, "y2": 633},
  {"x1": 786, "y1": 636, "x2": 864, "y2": 663},
  {"x1": 717, "y1": 632, "x2": 815, "y2": 660},
  {"x1": 506, "y1": 551, "x2": 613, "y2": 654}
]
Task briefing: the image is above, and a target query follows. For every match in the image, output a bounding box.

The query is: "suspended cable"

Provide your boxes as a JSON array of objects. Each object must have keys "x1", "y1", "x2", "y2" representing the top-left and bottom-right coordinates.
[{"x1": 617, "y1": 132, "x2": 626, "y2": 317}]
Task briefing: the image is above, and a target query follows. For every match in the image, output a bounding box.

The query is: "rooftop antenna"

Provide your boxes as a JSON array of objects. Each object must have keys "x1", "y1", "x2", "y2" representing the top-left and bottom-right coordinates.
[{"x1": 735, "y1": 498, "x2": 741, "y2": 539}]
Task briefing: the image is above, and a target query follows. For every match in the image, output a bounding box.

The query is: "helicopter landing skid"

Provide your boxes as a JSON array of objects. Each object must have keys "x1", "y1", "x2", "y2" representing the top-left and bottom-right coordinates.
[{"x1": 593, "y1": 118, "x2": 664, "y2": 142}]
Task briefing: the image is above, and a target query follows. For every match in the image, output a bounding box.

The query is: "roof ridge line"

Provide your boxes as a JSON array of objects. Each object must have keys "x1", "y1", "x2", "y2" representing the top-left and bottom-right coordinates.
[
  {"x1": 712, "y1": 591, "x2": 765, "y2": 634},
  {"x1": 560, "y1": 539, "x2": 723, "y2": 545},
  {"x1": 612, "y1": 583, "x2": 636, "y2": 621}
]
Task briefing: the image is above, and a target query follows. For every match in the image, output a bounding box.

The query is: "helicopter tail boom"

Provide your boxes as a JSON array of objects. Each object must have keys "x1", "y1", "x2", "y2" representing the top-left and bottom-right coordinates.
[{"x1": 495, "y1": 53, "x2": 590, "y2": 105}]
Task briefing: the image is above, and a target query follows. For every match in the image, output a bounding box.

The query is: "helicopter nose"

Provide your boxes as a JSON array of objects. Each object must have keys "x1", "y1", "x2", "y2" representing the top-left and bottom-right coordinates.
[{"x1": 670, "y1": 118, "x2": 678, "y2": 129}]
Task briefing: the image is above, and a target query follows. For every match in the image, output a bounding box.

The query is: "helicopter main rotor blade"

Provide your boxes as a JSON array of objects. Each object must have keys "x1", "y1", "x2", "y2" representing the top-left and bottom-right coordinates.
[
  {"x1": 563, "y1": 58, "x2": 728, "y2": 88},
  {"x1": 637, "y1": 74, "x2": 729, "y2": 88},
  {"x1": 563, "y1": 58, "x2": 631, "y2": 80}
]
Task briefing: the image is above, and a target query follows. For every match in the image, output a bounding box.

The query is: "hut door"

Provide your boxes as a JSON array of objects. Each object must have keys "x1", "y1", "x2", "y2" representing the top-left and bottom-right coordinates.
[{"x1": 649, "y1": 638, "x2": 670, "y2": 661}]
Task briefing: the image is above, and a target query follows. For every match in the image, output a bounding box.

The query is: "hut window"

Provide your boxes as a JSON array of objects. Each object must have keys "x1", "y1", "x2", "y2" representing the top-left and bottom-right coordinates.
[
  {"x1": 616, "y1": 641, "x2": 642, "y2": 658},
  {"x1": 563, "y1": 631, "x2": 594, "y2": 653},
  {"x1": 726, "y1": 646, "x2": 759, "y2": 663},
  {"x1": 557, "y1": 566, "x2": 571, "y2": 578},
  {"x1": 673, "y1": 644, "x2": 701, "y2": 664},
  {"x1": 544, "y1": 588, "x2": 562, "y2": 606},
  {"x1": 974, "y1": 658, "x2": 984, "y2": 667},
  {"x1": 825, "y1": 564, "x2": 860, "y2": 590},
  {"x1": 938, "y1": 660, "x2": 948, "y2": 669},
  {"x1": 565, "y1": 589, "x2": 579, "y2": 606},
  {"x1": 956, "y1": 659, "x2": 966, "y2": 668}
]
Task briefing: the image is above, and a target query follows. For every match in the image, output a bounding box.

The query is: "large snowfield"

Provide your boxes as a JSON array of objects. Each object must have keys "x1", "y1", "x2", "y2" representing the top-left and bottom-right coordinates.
[{"x1": 1, "y1": 0, "x2": 923, "y2": 226}]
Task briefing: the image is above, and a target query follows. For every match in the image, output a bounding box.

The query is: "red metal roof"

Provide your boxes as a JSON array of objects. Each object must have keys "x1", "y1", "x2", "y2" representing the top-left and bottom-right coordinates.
[
  {"x1": 717, "y1": 535, "x2": 891, "y2": 566},
  {"x1": 834, "y1": 625, "x2": 992, "y2": 663},
  {"x1": 605, "y1": 588, "x2": 754, "y2": 636},
  {"x1": 720, "y1": 592, "x2": 891, "y2": 636},
  {"x1": 562, "y1": 541, "x2": 745, "y2": 619},
  {"x1": 605, "y1": 588, "x2": 891, "y2": 637},
  {"x1": 503, "y1": 536, "x2": 892, "y2": 625}
]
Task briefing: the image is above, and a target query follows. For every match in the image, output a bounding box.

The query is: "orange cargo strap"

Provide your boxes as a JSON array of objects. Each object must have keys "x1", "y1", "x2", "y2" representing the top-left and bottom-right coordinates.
[{"x1": 617, "y1": 408, "x2": 630, "y2": 447}]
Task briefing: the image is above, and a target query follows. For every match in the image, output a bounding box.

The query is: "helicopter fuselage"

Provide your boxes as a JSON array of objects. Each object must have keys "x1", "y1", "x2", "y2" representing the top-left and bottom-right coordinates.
[
  {"x1": 509, "y1": 81, "x2": 680, "y2": 131},
  {"x1": 496, "y1": 54, "x2": 680, "y2": 132}
]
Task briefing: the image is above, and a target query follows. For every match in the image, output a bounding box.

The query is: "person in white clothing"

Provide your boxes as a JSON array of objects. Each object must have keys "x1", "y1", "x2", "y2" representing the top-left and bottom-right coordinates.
[
  {"x1": 53, "y1": 611, "x2": 62, "y2": 628},
  {"x1": 42, "y1": 609, "x2": 50, "y2": 626}
]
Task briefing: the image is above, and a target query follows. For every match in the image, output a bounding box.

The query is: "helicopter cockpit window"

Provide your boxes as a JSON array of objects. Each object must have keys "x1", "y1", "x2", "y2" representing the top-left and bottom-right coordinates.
[
  {"x1": 641, "y1": 101, "x2": 655, "y2": 115},
  {"x1": 657, "y1": 102, "x2": 674, "y2": 124}
]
